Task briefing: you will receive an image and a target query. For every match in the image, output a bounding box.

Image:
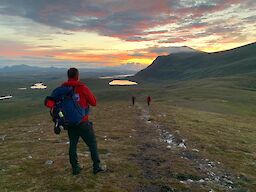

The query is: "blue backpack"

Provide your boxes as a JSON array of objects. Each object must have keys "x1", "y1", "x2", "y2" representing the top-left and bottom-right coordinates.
[{"x1": 47, "y1": 86, "x2": 89, "y2": 128}]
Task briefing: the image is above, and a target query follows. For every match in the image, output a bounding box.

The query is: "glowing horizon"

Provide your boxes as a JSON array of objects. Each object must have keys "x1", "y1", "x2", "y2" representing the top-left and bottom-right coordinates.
[{"x1": 0, "y1": 0, "x2": 255, "y2": 70}]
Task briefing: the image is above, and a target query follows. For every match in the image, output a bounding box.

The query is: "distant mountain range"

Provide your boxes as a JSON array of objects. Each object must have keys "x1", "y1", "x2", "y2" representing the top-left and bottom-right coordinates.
[
  {"x1": 135, "y1": 42, "x2": 256, "y2": 80},
  {"x1": 0, "y1": 64, "x2": 138, "y2": 78},
  {"x1": 0, "y1": 63, "x2": 145, "y2": 73},
  {"x1": 0, "y1": 64, "x2": 63, "y2": 73}
]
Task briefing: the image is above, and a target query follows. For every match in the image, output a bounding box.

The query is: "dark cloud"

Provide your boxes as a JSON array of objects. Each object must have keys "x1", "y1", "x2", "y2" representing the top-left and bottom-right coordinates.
[
  {"x1": 125, "y1": 36, "x2": 153, "y2": 42},
  {"x1": 128, "y1": 53, "x2": 146, "y2": 57},
  {"x1": 0, "y1": 0, "x2": 173, "y2": 39},
  {"x1": 243, "y1": 15, "x2": 256, "y2": 24},
  {"x1": 147, "y1": 46, "x2": 175, "y2": 55},
  {"x1": 158, "y1": 37, "x2": 186, "y2": 44},
  {"x1": 143, "y1": 30, "x2": 169, "y2": 35},
  {"x1": 0, "y1": 0, "x2": 253, "y2": 42},
  {"x1": 55, "y1": 31, "x2": 74, "y2": 35}
]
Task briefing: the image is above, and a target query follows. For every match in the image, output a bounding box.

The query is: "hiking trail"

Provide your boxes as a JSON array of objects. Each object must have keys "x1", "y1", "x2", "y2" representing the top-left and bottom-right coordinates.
[{"x1": 131, "y1": 104, "x2": 239, "y2": 192}]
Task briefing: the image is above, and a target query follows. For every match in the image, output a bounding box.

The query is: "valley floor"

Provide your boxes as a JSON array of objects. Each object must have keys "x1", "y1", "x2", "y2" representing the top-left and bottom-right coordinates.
[{"x1": 0, "y1": 101, "x2": 255, "y2": 191}]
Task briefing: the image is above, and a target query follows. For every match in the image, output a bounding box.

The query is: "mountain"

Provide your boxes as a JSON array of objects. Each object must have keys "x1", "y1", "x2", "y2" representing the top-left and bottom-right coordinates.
[
  {"x1": 0, "y1": 64, "x2": 137, "y2": 77},
  {"x1": 134, "y1": 42, "x2": 256, "y2": 81},
  {"x1": 0, "y1": 64, "x2": 64, "y2": 73}
]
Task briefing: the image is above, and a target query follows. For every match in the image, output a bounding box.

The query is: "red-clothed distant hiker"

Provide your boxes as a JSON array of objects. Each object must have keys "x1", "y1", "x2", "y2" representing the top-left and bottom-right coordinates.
[
  {"x1": 147, "y1": 96, "x2": 152, "y2": 106},
  {"x1": 132, "y1": 96, "x2": 136, "y2": 106}
]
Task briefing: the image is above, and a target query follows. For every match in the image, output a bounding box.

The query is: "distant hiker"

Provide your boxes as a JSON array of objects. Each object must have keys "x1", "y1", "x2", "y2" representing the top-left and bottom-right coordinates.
[
  {"x1": 45, "y1": 68, "x2": 105, "y2": 175},
  {"x1": 147, "y1": 96, "x2": 152, "y2": 106},
  {"x1": 132, "y1": 96, "x2": 136, "y2": 106}
]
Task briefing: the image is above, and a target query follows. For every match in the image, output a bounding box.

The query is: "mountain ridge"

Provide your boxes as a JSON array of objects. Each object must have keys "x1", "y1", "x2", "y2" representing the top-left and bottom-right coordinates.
[{"x1": 134, "y1": 42, "x2": 256, "y2": 81}]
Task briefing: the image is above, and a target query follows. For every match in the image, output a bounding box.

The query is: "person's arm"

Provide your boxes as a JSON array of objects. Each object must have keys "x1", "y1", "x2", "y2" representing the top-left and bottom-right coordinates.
[{"x1": 82, "y1": 85, "x2": 97, "y2": 106}]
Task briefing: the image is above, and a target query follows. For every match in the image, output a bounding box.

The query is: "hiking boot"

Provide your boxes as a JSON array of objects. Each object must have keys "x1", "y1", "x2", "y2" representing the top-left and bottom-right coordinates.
[
  {"x1": 93, "y1": 164, "x2": 107, "y2": 175},
  {"x1": 54, "y1": 124, "x2": 61, "y2": 134},
  {"x1": 72, "y1": 165, "x2": 82, "y2": 175}
]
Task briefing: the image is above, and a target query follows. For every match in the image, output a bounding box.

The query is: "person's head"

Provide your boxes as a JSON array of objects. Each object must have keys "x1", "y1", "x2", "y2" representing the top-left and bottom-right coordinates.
[{"x1": 67, "y1": 68, "x2": 79, "y2": 80}]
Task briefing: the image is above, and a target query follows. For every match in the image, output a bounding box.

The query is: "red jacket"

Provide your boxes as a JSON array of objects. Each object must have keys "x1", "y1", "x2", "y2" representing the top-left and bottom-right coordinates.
[{"x1": 62, "y1": 79, "x2": 96, "y2": 122}]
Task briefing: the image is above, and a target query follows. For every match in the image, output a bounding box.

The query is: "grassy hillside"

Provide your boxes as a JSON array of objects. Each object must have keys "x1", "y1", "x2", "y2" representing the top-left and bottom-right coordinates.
[
  {"x1": 135, "y1": 42, "x2": 256, "y2": 80},
  {"x1": 0, "y1": 75, "x2": 256, "y2": 191}
]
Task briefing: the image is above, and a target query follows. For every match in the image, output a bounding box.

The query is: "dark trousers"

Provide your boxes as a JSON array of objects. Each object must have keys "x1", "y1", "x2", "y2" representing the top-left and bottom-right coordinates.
[{"x1": 67, "y1": 121, "x2": 100, "y2": 169}]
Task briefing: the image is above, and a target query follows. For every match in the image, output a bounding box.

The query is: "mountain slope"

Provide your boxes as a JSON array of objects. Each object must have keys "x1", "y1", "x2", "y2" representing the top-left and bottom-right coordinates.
[{"x1": 135, "y1": 42, "x2": 256, "y2": 80}]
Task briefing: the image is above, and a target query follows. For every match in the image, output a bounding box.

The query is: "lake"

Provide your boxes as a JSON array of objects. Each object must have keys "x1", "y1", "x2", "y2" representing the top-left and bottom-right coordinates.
[
  {"x1": 109, "y1": 80, "x2": 138, "y2": 86},
  {"x1": 31, "y1": 83, "x2": 47, "y2": 89},
  {"x1": 0, "y1": 95, "x2": 13, "y2": 100}
]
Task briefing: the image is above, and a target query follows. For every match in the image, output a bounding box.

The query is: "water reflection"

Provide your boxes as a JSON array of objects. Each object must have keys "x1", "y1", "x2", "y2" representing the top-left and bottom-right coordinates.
[
  {"x1": 109, "y1": 80, "x2": 138, "y2": 86},
  {"x1": 18, "y1": 88, "x2": 27, "y2": 90},
  {"x1": 0, "y1": 95, "x2": 12, "y2": 100},
  {"x1": 31, "y1": 83, "x2": 47, "y2": 89}
]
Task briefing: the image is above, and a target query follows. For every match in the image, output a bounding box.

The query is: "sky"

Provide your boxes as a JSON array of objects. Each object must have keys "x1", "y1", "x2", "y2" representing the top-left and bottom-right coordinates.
[{"x1": 0, "y1": 0, "x2": 255, "y2": 70}]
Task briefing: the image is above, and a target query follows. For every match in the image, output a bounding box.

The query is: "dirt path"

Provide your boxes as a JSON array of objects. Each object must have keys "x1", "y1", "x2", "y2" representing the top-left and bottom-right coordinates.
[{"x1": 131, "y1": 104, "x2": 239, "y2": 192}]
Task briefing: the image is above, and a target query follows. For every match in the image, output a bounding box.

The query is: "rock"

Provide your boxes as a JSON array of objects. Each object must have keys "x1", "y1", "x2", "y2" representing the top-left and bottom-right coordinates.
[
  {"x1": 192, "y1": 148, "x2": 199, "y2": 152},
  {"x1": 105, "y1": 153, "x2": 111, "y2": 157},
  {"x1": 45, "y1": 160, "x2": 54, "y2": 165},
  {"x1": 223, "y1": 178, "x2": 233, "y2": 184},
  {"x1": 166, "y1": 139, "x2": 173, "y2": 144},
  {"x1": 77, "y1": 152, "x2": 89, "y2": 157},
  {"x1": 178, "y1": 142, "x2": 186, "y2": 149},
  {"x1": 27, "y1": 155, "x2": 33, "y2": 159},
  {"x1": 214, "y1": 177, "x2": 220, "y2": 182},
  {"x1": 0, "y1": 134, "x2": 7, "y2": 141},
  {"x1": 198, "y1": 179, "x2": 205, "y2": 183}
]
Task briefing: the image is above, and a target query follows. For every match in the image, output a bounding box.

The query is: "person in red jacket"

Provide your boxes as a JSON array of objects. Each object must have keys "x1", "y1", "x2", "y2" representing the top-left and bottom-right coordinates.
[{"x1": 61, "y1": 68, "x2": 105, "y2": 175}]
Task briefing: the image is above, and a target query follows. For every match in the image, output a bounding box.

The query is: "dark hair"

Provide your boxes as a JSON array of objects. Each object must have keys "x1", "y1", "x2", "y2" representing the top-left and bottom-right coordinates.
[{"x1": 67, "y1": 68, "x2": 79, "y2": 79}]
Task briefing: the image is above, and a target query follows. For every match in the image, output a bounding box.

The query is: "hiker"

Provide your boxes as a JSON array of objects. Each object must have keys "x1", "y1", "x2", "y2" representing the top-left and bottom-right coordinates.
[
  {"x1": 46, "y1": 68, "x2": 105, "y2": 175},
  {"x1": 147, "y1": 96, "x2": 152, "y2": 106},
  {"x1": 132, "y1": 96, "x2": 136, "y2": 106}
]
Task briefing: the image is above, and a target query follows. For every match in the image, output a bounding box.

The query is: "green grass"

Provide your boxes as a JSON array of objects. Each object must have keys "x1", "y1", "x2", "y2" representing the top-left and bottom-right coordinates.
[{"x1": 1, "y1": 75, "x2": 256, "y2": 191}]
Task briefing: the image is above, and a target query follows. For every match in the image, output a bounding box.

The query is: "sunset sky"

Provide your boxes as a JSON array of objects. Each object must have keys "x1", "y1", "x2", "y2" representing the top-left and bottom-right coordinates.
[{"x1": 0, "y1": 0, "x2": 255, "y2": 69}]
